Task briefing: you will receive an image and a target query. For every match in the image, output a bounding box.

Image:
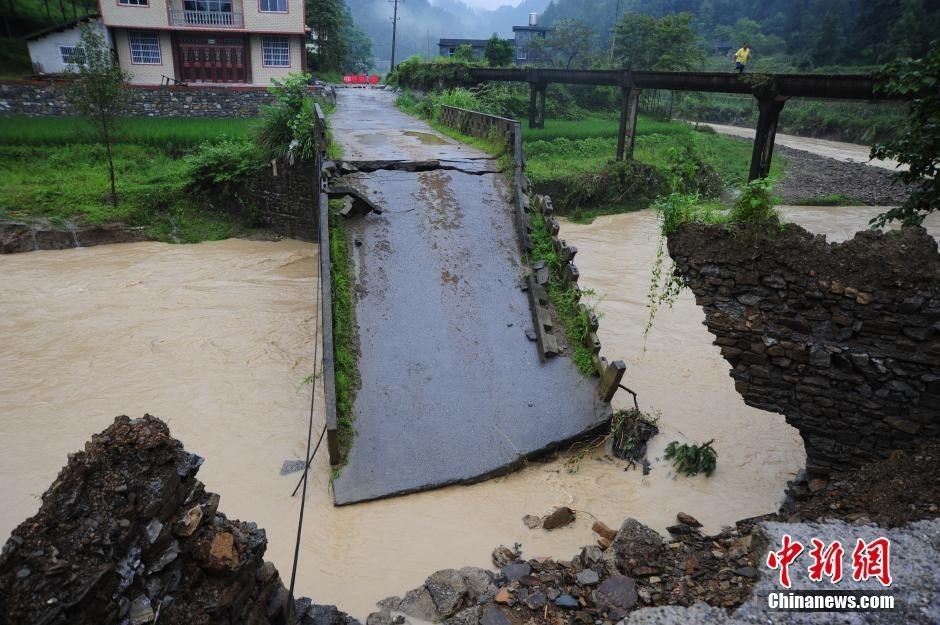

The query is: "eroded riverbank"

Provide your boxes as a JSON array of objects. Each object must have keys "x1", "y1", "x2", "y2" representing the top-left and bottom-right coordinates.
[{"x1": 27, "y1": 202, "x2": 935, "y2": 618}]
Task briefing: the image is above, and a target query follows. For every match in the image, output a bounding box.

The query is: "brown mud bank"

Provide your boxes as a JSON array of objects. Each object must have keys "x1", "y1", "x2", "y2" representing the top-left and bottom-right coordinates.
[
  {"x1": 1, "y1": 220, "x2": 151, "y2": 253},
  {"x1": 667, "y1": 221, "x2": 940, "y2": 475}
]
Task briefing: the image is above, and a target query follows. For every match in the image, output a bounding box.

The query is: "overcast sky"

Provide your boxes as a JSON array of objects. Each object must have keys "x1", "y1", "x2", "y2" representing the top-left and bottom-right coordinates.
[{"x1": 443, "y1": 0, "x2": 524, "y2": 11}]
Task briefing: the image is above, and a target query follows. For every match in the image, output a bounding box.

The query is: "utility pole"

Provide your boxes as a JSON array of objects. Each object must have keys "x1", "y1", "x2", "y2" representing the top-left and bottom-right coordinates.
[
  {"x1": 608, "y1": 0, "x2": 622, "y2": 66},
  {"x1": 389, "y1": 0, "x2": 402, "y2": 72}
]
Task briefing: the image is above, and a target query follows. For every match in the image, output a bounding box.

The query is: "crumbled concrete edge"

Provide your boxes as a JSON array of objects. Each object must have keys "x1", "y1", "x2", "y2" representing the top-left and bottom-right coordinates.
[{"x1": 0, "y1": 414, "x2": 361, "y2": 625}]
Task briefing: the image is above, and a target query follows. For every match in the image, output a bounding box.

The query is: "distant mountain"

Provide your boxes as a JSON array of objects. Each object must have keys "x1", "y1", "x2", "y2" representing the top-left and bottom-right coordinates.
[{"x1": 350, "y1": 0, "x2": 549, "y2": 69}]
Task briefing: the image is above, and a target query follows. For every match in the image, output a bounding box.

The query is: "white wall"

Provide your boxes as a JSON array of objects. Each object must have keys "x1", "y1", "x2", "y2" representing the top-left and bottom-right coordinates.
[{"x1": 26, "y1": 19, "x2": 111, "y2": 75}]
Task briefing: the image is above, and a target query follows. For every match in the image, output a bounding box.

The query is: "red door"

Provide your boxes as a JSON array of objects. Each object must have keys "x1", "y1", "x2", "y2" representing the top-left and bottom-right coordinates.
[{"x1": 179, "y1": 37, "x2": 246, "y2": 83}]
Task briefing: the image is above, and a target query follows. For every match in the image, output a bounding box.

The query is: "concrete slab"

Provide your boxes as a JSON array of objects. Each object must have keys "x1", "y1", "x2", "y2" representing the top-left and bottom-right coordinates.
[{"x1": 330, "y1": 90, "x2": 610, "y2": 505}]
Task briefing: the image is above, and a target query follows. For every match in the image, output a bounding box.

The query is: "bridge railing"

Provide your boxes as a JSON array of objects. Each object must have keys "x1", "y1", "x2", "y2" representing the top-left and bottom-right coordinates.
[{"x1": 312, "y1": 103, "x2": 342, "y2": 465}]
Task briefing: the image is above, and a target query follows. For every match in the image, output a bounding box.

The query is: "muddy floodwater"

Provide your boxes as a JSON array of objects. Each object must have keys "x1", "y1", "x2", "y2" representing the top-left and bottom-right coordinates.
[{"x1": 5, "y1": 206, "x2": 926, "y2": 618}]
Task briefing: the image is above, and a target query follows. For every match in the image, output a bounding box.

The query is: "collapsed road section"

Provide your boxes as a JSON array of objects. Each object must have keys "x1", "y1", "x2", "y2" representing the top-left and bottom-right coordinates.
[{"x1": 327, "y1": 89, "x2": 616, "y2": 505}]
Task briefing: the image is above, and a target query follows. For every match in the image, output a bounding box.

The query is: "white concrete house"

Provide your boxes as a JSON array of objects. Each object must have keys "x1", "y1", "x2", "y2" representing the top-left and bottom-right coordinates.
[{"x1": 25, "y1": 15, "x2": 112, "y2": 75}]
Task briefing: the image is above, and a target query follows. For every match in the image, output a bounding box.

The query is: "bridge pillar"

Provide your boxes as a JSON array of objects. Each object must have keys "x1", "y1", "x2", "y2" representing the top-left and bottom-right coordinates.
[
  {"x1": 748, "y1": 96, "x2": 788, "y2": 181},
  {"x1": 616, "y1": 88, "x2": 641, "y2": 161},
  {"x1": 537, "y1": 84, "x2": 546, "y2": 129},
  {"x1": 529, "y1": 82, "x2": 546, "y2": 129}
]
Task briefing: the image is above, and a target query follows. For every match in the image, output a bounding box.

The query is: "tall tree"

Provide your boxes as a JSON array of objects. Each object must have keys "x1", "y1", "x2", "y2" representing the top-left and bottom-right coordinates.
[
  {"x1": 614, "y1": 11, "x2": 703, "y2": 70},
  {"x1": 870, "y1": 40, "x2": 940, "y2": 227},
  {"x1": 66, "y1": 25, "x2": 130, "y2": 209},
  {"x1": 306, "y1": 0, "x2": 346, "y2": 72},
  {"x1": 484, "y1": 34, "x2": 514, "y2": 67},
  {"x1": 544, "y1": 18, "x2": 596, "y2": 68}
]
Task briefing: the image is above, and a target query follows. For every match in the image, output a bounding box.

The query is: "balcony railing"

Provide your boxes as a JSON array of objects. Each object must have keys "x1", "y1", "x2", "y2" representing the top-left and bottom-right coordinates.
[{"x1": 169, "y1": 9, "x2": 243, "y2": 27}]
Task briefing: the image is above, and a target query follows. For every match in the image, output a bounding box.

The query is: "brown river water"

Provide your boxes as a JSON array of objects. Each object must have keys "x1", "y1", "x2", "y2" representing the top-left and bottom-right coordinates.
[{"x1": 3, "y1": 207, "x2": 933, "y2": 618}]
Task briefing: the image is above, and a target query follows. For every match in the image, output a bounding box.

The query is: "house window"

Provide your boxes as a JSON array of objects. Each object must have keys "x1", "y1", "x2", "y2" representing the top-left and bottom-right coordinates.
[
  {"x1": 118, "y1": 0, "x2": 149, "y2": 5},
  {"x1": 59, "y1": 45, "x2": 86, "y2": 65},
  {"x1": 262, "y1": 36, "x2": 290, "y2": 67},
  {"x1": 184, "y1": 0, "x2": 233, "y2": 11},
  {"x1": 129, "y1": 31, "x2": 161, "y2": 64},
  {"x1": 259, "y1": 0, "x2": 287, "y2": 12},
  {"x1": 516, "y1": 49, "x2": 527, "y2": 61}
]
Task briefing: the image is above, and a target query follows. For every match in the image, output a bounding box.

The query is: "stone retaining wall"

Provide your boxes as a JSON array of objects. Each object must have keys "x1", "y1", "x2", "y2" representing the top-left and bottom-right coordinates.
[
  {"x1": 239, "y1": 157, "x2": 320, "y2": 241},
  {"x1": 0, "y1": 81, "x2": 336, "y2": 118},
  {"x1": 0, "y1": 415, "x2": 358, "y2": 625},
  {"x1": 667, "y1": 221, "x2": 940, "y2": 475}
]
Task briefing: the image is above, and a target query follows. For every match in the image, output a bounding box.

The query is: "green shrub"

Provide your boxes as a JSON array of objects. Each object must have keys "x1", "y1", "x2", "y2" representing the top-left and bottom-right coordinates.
[
  {"x1": 183, "y1": 138, "x2": 262, "y2": 198},
  {"x1": 664, "y1": 439, "x2": 718, "y2": 477},
  {"x1": 254, "y1": 71, "x2": 332, "y2": 160},
  {"x1": 730, "y1": 178, "x2": 777, "y2": 224}
]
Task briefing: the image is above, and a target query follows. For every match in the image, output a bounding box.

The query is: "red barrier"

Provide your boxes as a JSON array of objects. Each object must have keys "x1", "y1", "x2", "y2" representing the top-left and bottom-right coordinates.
[{"x1": 341, "y1": 74, "x2": 381, "y2": 85}]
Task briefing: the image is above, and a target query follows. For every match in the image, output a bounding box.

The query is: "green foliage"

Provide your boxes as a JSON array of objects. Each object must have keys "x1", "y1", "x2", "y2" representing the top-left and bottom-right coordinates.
[
  {"x1": 870, "y1": 40, "x2": 940, "y2": 228},
  {"x1": 0, "y1": 143, "x2": 248, "y2": 243},
  {"x1": 452, "y1": 44, "x2": 477, "y2": 64},
  {"x1": 255, "y1": 72, "x2": 333, "y2": 160},
  {"x1": 183, "y1": 138, "x2": 262, "y2": 198},
  {"x1": 329, "y1": 202, "x2": 360, "y2": 461},
  {"x1": 614, "y1": 12, "x2": 704, "y2": 70},
  {"x1": 306, "y1": 0, "x2": 346, "y2": 72},
  {"x1": 386, "y1": 56, "x2": 475, "y2": 91},
  {"x1": 664, "y1": 439, "x2": 718, "y2": 477},
  {"x1": 542, "y1": 18, "x2": 596, "y2": 69},
  {"x1": 730, "y1": 178, "x2": 778, "y2": 224},
  {"x1": 484, "y1": 35, "x2": 514, "y2": 67},
  {"x1": 528, "y1": 210, "x2": 600, "y2": 376},
  {"x1": 66, "y1": 25, "x2": 131, "y2": 208}
]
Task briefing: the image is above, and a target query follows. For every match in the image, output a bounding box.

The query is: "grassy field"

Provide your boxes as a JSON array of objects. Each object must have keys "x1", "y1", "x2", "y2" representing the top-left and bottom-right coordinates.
[
  {"x1": 0, "y1": 116, "x2": 254, "y2": 148},
  {"x1": 0, "y1": 116, "x2": 257, "y2": 242},
  {"x1": 521, "y1": 116, "x2": 777, "y2": 188},
  {"x1": 518, "y1": 115, "x2": 784, "y2": 222}
]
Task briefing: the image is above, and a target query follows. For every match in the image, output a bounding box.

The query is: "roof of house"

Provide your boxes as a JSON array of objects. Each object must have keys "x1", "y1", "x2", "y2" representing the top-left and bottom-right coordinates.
[
  {"x1": 512, "y1": 25, "x2": 550, "y2": 32},
  {"x1": 25, "y1": 14, "x2": 99, "y2": 41},
  {"x1": 438, "y1": 38, "x2": 490, "y2": 47}
]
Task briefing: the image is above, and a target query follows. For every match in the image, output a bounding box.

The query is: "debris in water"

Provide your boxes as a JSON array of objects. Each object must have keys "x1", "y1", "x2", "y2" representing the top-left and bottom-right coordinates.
[{"x1": 542, "y1": 507, "x2": 575, "y2": 530}]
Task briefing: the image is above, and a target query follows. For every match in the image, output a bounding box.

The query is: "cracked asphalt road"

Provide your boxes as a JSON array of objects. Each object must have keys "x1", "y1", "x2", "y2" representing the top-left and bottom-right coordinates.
[{"x1": 329, "y1": 88, "x2": 609, "y2": 505}]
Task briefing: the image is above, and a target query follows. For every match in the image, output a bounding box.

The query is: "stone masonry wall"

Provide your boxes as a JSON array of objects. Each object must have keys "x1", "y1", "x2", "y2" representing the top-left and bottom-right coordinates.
[
  {"x1": 0, "y1": 81, "x2": 276, "y2": 117},
  {"x1": 239, "y1": 158, "x2": 320, "y2": 241},
  {"x1": 667, "y1": 221, "x2": 940, "y2": 475},
  {"x1": 0, "y1": 414, "x2": 358, "y2": 625}
]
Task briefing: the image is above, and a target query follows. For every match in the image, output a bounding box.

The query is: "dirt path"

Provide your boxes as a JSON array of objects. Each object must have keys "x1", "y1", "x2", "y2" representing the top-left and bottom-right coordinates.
[
  {"x1": 700, "y1": 122, "x2": 910, "y2": 205},
  {"x1": 702, "y1": 122, "x2": 905, "y2": 171}
]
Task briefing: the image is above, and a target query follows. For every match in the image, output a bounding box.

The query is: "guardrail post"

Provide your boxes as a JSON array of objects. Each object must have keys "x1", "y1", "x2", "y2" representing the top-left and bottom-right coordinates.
[
  {"x1": 616, "y1": 87, "x2": 641, "y2": 161},
  {"x1": 748, "y1": 95, "x2": 787, "y2": 181}
]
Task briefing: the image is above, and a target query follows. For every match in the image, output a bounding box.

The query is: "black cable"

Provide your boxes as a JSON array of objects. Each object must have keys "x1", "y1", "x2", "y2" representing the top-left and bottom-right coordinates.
[{"x1": 287, "y1": 207, "x2": 324, "y2": 614}]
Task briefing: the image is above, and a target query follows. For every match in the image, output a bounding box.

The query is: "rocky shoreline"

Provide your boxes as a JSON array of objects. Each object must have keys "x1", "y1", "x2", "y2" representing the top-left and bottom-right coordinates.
[
  {"x1": 1, "y1": 417, "x2": 937, "y2": 625},
  {"x1": 374, "y1": 441, "x2": 939, "y2": 625}
]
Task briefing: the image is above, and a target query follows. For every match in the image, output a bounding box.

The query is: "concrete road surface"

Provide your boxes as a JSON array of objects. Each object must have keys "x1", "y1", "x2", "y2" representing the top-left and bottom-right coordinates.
[{"x1": 329, "y1": 89, "x2": 609, "y2": 505}]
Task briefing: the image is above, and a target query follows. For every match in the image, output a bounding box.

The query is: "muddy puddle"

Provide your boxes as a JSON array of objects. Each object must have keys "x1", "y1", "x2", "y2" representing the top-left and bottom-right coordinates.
[
  {"x1": 404, "y1": 130, "x2": 451, "y2": 145},
  {"x1": 2, "y1": 205, "x2": 910, "y2": 618}
]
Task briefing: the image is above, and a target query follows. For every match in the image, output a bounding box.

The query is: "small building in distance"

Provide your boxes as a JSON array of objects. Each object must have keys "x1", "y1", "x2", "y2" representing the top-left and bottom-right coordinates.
[
  {"x1": 438, "y1": 13, "x2": 550, "y2": 65},
  {"x1": 437, "y1": 38, "x2": 489, "y2": 60},
  {"x1": 512, "y1": 13, "x2": 549, "y2": 64},
  {"x1": 25, "y1": 14, "x2": 111, "y2": 75}
]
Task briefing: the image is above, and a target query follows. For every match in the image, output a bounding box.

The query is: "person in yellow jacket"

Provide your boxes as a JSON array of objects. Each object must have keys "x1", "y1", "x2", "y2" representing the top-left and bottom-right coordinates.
[{"x1": 734, "y1": 42, "x2": 752, "y2": 73}]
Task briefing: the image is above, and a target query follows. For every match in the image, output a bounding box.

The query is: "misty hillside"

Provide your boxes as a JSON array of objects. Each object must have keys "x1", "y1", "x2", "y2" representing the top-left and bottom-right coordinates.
[
  {"x1": 356, "y1": 0, "x2": 938, "y2": 73},
  {"x1": 539, "y1": 0, "x2": 938, "y2": 67},
  {"x1": 351, "y1": 0, "x2": 549, "y2": 68}
]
